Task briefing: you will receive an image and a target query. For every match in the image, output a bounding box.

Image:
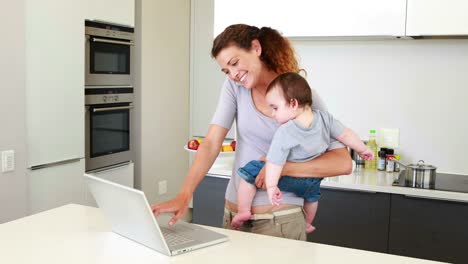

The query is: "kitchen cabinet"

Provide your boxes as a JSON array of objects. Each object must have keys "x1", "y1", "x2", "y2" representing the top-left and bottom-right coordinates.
[
  {"x1": 25, "y1": 0, "x2": 88, "y2": 215},
  {"x1": 192, "y1": 175, "x2": 229, "y2": 227},
  {"x1": 214, "y1": 0, "x2": 407, "y2": 37},
  {"x1": 308, "y1": 187, "x2": 391, "y2": 253},
  {"x1": 85, "y1": 162, "x2": 134, "y2": 206},
  {"x1": 29, "y1": 159, "x2": 87, "y2": 214},
  {"x1": 406, "y1": 0, "x2": 468, "y2": 36},
  {"x1": 388, "y1": 194, "x2": 468, "y2": 264},
  {"x1": 86, "y1": 0, "x2": 135, "y2": 27},
  {"x1": 25, "y1": 0, "x2": 85, "y2": 168}
]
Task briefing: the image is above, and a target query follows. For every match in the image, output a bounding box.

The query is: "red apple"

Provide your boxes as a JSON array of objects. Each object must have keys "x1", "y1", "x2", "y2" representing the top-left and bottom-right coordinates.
[
  {"x1": 187, "y1": 139, "x2": 200, "y2": 150},
  {"x1": 230, "y1": 140, "x2": 236, "y2": 151}
]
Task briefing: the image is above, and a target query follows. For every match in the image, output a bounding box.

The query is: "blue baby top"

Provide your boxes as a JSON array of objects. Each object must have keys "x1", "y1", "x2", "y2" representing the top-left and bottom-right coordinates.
[{"x1": 267, "y1": 110, "x2": 345, "y2": 166}]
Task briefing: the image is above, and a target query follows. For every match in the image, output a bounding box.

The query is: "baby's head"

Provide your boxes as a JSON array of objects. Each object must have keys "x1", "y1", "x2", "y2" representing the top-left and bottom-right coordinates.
[{"x1": 266, "y1": 72, "x2": 313, "y2": 124}]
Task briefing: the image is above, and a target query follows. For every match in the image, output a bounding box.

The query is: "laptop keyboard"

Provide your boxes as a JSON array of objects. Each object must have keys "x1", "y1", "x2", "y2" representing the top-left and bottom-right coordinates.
[{"x1": 160, "y1": 227, "x2": 195, "y2": 247}]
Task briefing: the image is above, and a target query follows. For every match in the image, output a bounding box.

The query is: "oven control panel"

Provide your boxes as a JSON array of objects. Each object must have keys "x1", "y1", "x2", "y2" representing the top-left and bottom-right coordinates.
[{"x1": 85, "y1": 87, "x2": 133, "y2": 105}]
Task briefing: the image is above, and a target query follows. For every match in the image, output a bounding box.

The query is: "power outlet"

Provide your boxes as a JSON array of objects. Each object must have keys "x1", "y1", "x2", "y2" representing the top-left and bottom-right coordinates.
[
  {"x1": 158, "y1": 180, "x2": 167, "y2": 195},
  {"x1": 1, "y1": 150, "x2": 15, "y2": 173}
]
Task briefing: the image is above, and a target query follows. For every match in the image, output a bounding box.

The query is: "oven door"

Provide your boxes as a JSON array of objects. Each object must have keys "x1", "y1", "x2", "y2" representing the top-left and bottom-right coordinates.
[
  {"x1": 85, "y1": 36, "x2": 133, "y2": 86},
  {"x1": 85, "y1": 103, "x2": 133, "y2": 171}
]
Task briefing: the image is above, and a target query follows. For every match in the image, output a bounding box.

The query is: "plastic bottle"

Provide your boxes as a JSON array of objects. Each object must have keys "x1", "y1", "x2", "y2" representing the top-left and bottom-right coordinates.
[{"x1": 364, "y1": 129, "x2": 378, "y2": 170}]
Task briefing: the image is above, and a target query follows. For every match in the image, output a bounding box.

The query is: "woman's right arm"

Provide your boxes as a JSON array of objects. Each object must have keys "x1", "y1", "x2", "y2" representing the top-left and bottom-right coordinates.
[{"x1": 151, "y1": 124, "x2": 228, "y2": 225}]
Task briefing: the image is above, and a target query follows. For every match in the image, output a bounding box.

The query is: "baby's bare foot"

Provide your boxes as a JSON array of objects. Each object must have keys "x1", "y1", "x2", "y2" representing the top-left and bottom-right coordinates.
[
  {"x1": 306, "y1": 223, "x2": 316, "y2": 233},
  {"x1": 231, "y1": 211, "x2": 251, "y2": 230}
]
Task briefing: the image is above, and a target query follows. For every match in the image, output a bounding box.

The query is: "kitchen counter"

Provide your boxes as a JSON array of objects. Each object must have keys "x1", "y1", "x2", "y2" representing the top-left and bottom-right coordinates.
[
  {"x1": 208, "y1": 161, "x2": 468, "y2": 203},
  {"x1": 0, "y1": 204, "x2": 445, "y2": 264}
]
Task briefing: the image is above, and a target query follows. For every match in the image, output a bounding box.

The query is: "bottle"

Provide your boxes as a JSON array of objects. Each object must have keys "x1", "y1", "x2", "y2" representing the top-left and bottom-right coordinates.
[
  {"x1": 385, "y1": 149, "x2": 395, "y2": 172},
  {"x1": 377, "y1": 150, "x2": 386, "y2": 171},
  {"x1": 364, "y1": 129, "x2": 378, "y2": 170},
  {"x1": 394, "y1": 154, "x2": 401, "y2": 172}
]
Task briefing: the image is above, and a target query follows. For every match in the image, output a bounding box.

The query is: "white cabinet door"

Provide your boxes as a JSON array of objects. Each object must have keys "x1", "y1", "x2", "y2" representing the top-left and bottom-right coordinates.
[
  {"x1": 214, "y1": 0, "x2": 406, "y2": 37},
  {"x1": 85, "y1": 162, "x2": 134, "y2": 206},
  {"x1": 25, "y1": 0, "x2": 85, "y2": 168},
  {"x1": 29, "y1": 159, "x2": 86, "y2": 214},
  {"x1": 86, "y1": 0, "x2": 135, "y2": 27},
  {"x1": 406, "y1": 0, "x2": 468, "y2": 36}
]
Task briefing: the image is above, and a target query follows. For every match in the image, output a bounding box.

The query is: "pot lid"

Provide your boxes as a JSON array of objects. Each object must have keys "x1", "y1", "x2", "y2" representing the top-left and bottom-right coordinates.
[{"x1": 407, "y1": 160, "x2": 437, "y2": 170}]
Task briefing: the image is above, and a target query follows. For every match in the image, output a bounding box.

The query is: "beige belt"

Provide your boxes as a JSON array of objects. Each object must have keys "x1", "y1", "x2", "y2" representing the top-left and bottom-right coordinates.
[{"x1": 224, "y1": 207, "x2": 302, "y2": 220}]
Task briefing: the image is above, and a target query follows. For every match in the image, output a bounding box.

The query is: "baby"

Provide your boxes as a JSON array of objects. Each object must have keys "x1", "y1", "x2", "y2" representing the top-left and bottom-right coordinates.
[{"x1": 232, "y1": 72, "x2": 373, "y2": 232}]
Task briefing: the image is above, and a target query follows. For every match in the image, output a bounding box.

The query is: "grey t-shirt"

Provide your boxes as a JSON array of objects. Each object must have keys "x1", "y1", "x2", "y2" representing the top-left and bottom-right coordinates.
[
  {"x1": 267, "y1": 110, "x2": 345, "y2": 166},
  {"x1": 211, "y1": 77, "x2": 345, "y2": 206}
]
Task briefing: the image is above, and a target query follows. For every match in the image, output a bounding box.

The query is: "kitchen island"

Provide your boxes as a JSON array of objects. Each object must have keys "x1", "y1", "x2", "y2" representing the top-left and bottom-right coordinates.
[{"x1": 0, "y1": 204, "x2": 444, "y2": 264}]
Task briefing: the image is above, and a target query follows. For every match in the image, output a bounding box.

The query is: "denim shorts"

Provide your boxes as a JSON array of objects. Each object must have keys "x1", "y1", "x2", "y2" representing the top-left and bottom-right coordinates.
[{"x1": 238, "y1": 160, "x2": 322, "y2": 202}]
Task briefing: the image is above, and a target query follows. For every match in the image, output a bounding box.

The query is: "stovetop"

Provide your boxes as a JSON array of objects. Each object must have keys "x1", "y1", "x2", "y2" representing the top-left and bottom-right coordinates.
[
  {"x1": 435, "y1": 173, "x2": 468, "y2": 193},
  {"x1": 393, "y1": 172, "x2": 468, "y2": 193}
]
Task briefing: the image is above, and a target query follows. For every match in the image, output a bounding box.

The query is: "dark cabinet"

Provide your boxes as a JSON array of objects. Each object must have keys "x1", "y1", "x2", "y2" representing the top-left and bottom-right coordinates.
[
  {"x1": 388, "y1": 194, "x2": 468, "y2": 264},
  {"x1": 192, "y1": 175, "x2": 229, "y2": 227},
  {"x1": 307, "y1": 187, "x2": 391, "y2": 253},
  {"x1": 192, "y1": 175, "x2": 468, "y2": 263}
]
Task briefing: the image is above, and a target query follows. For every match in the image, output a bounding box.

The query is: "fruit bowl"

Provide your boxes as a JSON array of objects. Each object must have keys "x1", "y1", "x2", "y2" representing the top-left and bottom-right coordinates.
[{"x1": 183, "y1": 145, "x2": 235, "y2": 157}]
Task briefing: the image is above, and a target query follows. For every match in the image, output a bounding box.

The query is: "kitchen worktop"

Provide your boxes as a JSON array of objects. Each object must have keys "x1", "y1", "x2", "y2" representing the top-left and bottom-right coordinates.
[
  {"x1": 208, "y1": 161, "x2": 468, "y2": 203},
  {"x1": 0, "y1": 204, "x2": 445, "y2": 264}
]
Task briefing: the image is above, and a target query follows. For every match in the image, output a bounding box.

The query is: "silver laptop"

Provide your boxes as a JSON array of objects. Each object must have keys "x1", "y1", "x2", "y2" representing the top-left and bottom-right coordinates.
[{"x1": 84, "y1": 173, "x2": 228, "y2": 256}]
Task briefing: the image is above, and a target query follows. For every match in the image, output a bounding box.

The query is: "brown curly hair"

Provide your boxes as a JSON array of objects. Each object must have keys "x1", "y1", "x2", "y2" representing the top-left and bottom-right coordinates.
[{"x1": 211, "y1": 24, "x2": 300, "y2": 74}]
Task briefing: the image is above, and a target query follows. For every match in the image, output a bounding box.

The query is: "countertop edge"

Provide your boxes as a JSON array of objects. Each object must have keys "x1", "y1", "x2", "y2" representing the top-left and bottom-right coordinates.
[{"x1": 206, "y1": 170, "x2": 468, "y2": 203}]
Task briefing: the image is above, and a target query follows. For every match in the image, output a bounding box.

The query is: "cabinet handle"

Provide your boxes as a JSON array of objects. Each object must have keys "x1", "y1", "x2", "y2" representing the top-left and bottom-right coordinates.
[
  {"x1": 404, "y1": 194, "x2": 468, "y2": 204},
  {"x1": 323, "y1": 186, "x2": 377, "y2": 194},
  {"x1": 30, "y1": 158, "x2": 81, "y2": 170}
]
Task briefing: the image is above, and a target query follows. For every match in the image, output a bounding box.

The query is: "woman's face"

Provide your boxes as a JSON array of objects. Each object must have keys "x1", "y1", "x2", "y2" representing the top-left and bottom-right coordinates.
[
  {"x1": 266, "y1": 86, "x2": 296, "y2": 124},
  {"x1": 215, "y1": 41, "x2": 262, "y2": 89}
]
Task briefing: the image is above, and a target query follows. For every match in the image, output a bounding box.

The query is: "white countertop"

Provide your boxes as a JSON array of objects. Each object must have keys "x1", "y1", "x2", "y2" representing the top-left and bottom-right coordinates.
[
  {"x1": 0, "y1": 204, "x2": 444, "y2": 264},
  {"x1": 208, "y1": 160, "x2": 468, "y2": 203},
  {"x1": 321, "y1": 168, "x2": 468, "y2": 203}
]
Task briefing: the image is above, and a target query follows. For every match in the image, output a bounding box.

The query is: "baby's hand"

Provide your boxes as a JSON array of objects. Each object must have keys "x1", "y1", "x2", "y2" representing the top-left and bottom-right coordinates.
[
  {"x1": 267, "y1": 186, "x2": 282, "y2": 205},
  {"x1": 359, "y1": 148, "x2": 374, "y2": 160}
]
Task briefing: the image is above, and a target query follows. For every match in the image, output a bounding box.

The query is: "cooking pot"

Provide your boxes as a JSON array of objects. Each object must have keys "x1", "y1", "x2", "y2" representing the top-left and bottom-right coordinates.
[{"x1": 394, "y1": 160, "x2": 437, "y2": 189}]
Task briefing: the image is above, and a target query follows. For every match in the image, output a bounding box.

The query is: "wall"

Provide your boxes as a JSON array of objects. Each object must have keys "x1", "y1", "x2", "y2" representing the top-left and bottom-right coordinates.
[
  {"x1": 190, "y1": 0, "x2": 230, "y2": 138},
  {"x1": 191, "y1": 1, "x2": 468, "y2": 175},
  {"x1": 293, "y1": 39, "x2": 468, "y2": 175},
  {"x1": 0, "y1": 0, "x2": 29, "y2": 223},
  {"x1": 135, "y1": 0, "x2": 190, "y2": 203}
]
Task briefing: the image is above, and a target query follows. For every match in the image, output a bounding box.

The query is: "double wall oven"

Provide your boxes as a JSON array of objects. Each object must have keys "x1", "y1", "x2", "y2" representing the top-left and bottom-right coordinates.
[{"x1": 85, "y1": 20, "x2": 135, "y2": 172}]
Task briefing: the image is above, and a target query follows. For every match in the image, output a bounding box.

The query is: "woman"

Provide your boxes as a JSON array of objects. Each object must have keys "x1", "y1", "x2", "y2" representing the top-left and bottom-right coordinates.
[{"x1": 152, "y1": 24, "x2": 352, "y2": 240}]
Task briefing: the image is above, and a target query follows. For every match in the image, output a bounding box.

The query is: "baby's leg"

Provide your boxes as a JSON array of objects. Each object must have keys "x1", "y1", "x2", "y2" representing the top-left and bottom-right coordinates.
[
  {"x1": 303, "y1": 201, "x2": 318, "y2": 233},
  {"x1": 231, "y1": 179, "x2": 256, "y2": 230}
]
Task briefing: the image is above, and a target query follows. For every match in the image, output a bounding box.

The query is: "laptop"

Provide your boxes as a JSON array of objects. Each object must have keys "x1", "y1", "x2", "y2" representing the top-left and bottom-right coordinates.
[{"x1": 84, "y1": 173, "x2": 228, "y2": 256}]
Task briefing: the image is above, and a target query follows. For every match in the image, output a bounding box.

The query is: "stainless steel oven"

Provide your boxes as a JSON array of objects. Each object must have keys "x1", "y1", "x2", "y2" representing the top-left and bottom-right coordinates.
[
  {"x1": 85, "y1": 86, "x2": 133, "y2": 171},
  {"x1": 85, "y1": 20, "x2": 134, "y2": 86}
]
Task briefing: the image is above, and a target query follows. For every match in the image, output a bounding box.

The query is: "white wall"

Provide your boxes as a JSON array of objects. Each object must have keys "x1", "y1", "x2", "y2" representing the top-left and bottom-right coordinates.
[
  {"x1": 0, "y1": 0, "x2": 29, "y2": 223},
  {"x1": 135, "y1": 0, "x2": 190, "y2": 203},
  {"x1": 190, "y1": 0, "x2": 232, "y2": 138},
  {"x1": 293, "y1": 39, "x2": 468, "y2": 174}
]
